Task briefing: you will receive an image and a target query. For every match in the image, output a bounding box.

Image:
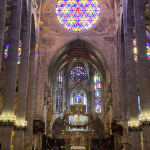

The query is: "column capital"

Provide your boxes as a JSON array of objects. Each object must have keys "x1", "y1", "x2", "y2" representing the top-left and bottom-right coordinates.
[
  {"x1": 0, "y1": 113, "x2": 27, "y2": 129},
  {"x1": 0, "y1": 113, "x2": 16, "y2": 127},
  {"x1": 140, "y1": 121, "x2": 150, "y2": 127},
  {"x1": 0, "y1": 121, "x2": 15, "y2": 127},
  {"x1": 14, "y1": 119, "x2": 27, "y2": 130},
  {"x1": 128, "y1": 126, "x2": 142, "y2": 132}
]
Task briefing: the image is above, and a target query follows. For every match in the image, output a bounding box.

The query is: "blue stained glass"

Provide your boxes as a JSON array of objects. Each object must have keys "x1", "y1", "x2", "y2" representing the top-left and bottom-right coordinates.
[
  {"x1": 70, "y1": 66, "x2": 87, "y2": 82},
  {"x1": 138, "y1": 96, "x2": 141, "y2": 113},
  {"x1": 94, "y1": 72, "x2": 102, "y2": 113},
  {"x1": 79, "y1": 4, "x2": 83, "y2": 7},
  {"x1": 60, "y1": 4, "x2": 64, "y2": 7}
]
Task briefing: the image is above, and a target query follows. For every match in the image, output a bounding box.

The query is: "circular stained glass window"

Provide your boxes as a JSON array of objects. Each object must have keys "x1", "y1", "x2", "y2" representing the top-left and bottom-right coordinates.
[
  {"x1": 56, "y1": 0, "x2": 101, "y2": 31},
  {"x1": 70, "y1": 66, "x2": 87, "y2": 82}
]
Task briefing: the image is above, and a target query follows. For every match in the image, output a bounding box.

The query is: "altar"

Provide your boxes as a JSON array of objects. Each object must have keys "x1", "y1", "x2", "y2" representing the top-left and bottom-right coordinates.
[{"x1": 62, "y1": 103, "x2": 93, "y2": 149}]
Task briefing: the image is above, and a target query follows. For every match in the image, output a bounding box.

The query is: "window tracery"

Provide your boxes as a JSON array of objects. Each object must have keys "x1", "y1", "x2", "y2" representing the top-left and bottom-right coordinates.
[
  {"x1": 56, "y1": 72, "x2": 63, "y2": 112},
  {"x1": 56, "y1": 0, "x2": 101, "y2": 31},
  {"x1": 94, "y1": 72, "x2": 101, "y2": 113},
  {"x1": 70, "y1": 66, "x2": 87, "y2": 82}
]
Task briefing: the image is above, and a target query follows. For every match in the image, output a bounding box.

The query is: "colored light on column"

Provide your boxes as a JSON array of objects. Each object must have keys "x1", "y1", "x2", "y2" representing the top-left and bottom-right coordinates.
[
  {"x1": 4, "y1": 40, "x2": 22, "y2": 64},
  {"x1": 133, "y1": 39, "x2": 150, "y2": 61}
]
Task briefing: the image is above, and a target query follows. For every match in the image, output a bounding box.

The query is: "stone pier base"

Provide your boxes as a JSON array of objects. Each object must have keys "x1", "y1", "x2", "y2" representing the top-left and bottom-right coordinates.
[
  {"x1": 13, "y1": 130, "x2": 24, "y2": 150},
  {"x1": 0, "y1": 127, "x2": 12, "y2": 150},
  {"x1": 129, "y1": 131, "x2": 141, "y2": 150},
  {"x1": 142, "y1": 126, "x2": 150, "y2": 150}
]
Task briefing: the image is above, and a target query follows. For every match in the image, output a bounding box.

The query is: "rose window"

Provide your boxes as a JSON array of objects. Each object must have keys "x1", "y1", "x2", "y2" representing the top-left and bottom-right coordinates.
[{"x1": 56, "y1": 0, "x2": 100, "y2": 31}]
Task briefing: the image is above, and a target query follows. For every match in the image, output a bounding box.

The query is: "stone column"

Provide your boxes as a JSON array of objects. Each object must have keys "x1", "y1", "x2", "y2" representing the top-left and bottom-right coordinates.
[
  {"x1": 142, "y1": 126, "x2": 150, "y2": 150},
  {"x1": 149, "y1": 0, "x2": 150, "y2": 17},
  {"x1": 34, "y1": 56, "x2": 46, "y2": 121},
  {"x1": 111, "y1": 3, "x2": 123, "y2": 120},
  {"x1": 33, "y1": 47, "x2": 46, "y2": 150},
  {"x1": 100, "y1": 82, "x2": 105, "y2": 121},
  {"x1": 134, "y1": 0, "x2": 150, "y2": 149},
  {"x1": 0, "y1": 127, "x2": 12, "y2": 150},
  {"x1": 13, "y1": 1, "x2": 32, "y2": 150},
  {"x1": 24, "y1": 14, "x2": 38, "y2": 149},
  {"x1": 65, "y1": 72, "x2": 70, "y2": 111},
  {"x1": 123, "y1": 1, "x2": 141, "y2": 149},
  {"x1": 24, "y1": 46, "x2": 37, "y2": 150},
  {"x1": 127, "y1": 126, "x2": 142, "y2": 150},
  {"x1": 123, "y1": 0, "x2": 139, "y2": 123},
  {"x1": 134, "y1": 0, "x2": 150, "y2": 113},
  {"x1": 128, "y1": 131, "x2": 141, "y2": 150},
  {"x1": 63, "y1": 68, "x2": 68, "y2": 112},
  {"x1": 0, "y1": 0, "x2": 7, "y2": 72},
  {"x1": 0, "y1": 0, "x2": 22, "y2": 149},
  {"x1": 117, "y1": 5, "x2": 128, "y2": 120},
  {"x1": 120, "y1": 123, "x2": 131, "y2": 150}
]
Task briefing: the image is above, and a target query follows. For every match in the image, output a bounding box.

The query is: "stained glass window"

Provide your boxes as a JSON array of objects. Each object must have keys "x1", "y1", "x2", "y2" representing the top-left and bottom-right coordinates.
[
  {"x1": 94, "y1": 72, "x2": 101, "y2": 113},
  {"x1": 71, "y1": 90, "x2": 86, "y2": 104},
  {"x1": 56, "y1": 0, "x2": 101, "y2": 31},
  {"x1": 133, "y1": 39, "x2": 150, "y2": 62},
  {"x1": 138, "y1": 96, "x2": 141, "y2": 113},
  {"x1": 4, "y1": 40, "x2": 22, "y2": 64},
  {"x1": 70, "y1": 66, "x2": 87, "y2": 82},
  {"x1": 74, "y1": 92, "x2": 82, "y2": 103},
  {"x1": 70, "y1": 88, "x2": 87, "y2": 111},
  {"x1": 56, "y1": 72, "x2": 63, "y2": 112}
]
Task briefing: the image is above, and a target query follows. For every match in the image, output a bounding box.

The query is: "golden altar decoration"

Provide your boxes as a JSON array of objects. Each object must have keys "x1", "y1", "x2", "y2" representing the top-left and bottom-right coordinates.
[{"x1": 62, "y1": 103, "x2": 94, "y2": 149}]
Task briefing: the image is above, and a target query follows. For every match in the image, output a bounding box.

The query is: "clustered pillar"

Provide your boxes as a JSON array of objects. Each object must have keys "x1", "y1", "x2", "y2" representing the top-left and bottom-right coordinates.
[
  {"x1": 0, "y1": 0, "x2": 35, "y2": 149},
  {"x1": 13, "y1": 0, "x2": 32, "y2": 150},
  {"x1": 0, "y1": 0, "x2": 7, "y2": 72},
  {"x1": 123, "y1": 1, "x2": 141, "y2": 150},
  {"x1": 134, "y1": 0, "x2": 150, "y2": 149},
  {"x1": 149, "y1": 0, "x2": 150, "y2": 17},
  {"x1": 121, "y1": 0, "x2": 150, "y2": 150},
  {"x1": 33, "y1": 51, "x2": 46, "y2": 149},
  {"x1": 0, "y1": 0, "x2": 22, "y2": 149},
  {"x1": 24, "y1": 42, "x2": 37, "y2": 150}
]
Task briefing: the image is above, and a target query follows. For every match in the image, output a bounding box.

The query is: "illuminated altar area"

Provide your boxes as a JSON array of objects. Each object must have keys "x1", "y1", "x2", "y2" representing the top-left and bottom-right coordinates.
[
  {"x1": 63, "y1": 102, "x2": 93, "y2": 150},
  {"x1": 61, "y1": 84, "x2": 95, "y2": 150},
  {"x1": 49, "y1": 65, "x2": 106, "y2": 150}
]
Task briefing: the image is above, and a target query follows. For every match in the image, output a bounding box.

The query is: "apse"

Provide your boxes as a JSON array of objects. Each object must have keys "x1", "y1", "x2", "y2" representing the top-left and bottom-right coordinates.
[{"x1": 48, "y1": 40, "x2": 110, "y2": 115}]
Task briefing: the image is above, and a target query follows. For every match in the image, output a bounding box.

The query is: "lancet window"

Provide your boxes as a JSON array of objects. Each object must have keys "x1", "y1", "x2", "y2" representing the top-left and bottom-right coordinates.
[
  {"x1": 94, "y1": 72, "x2": 102, "y2": 113},
  {"x1": 70, "y1": 88, "x2": 87, "y2": 111},
  {"x1": 56, "y1": 72, "x2": 63, "y2": 112},
  {"x1": 138, "y1": 96, "x2": 141, "y2": 114}
]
